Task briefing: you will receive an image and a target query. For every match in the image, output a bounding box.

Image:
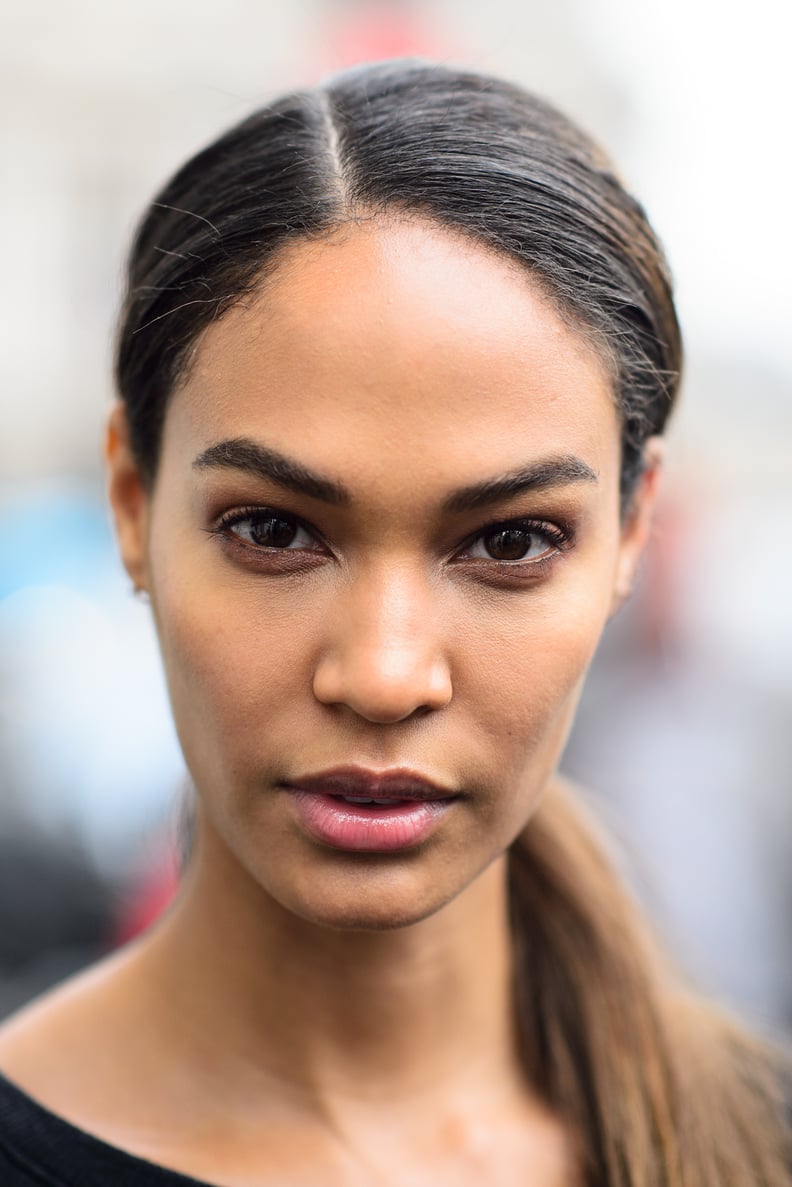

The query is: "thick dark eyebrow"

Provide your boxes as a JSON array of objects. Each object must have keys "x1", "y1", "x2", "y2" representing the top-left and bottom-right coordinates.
[
  {"x1": 442, "y1": 455, "x2": 598, "y2": 513},
  {"x1": 193, "y1": 438, "x2": 350, "y2": 506},
  {"x1": 193, "y1": 438, "x2": 597, "y2": 513}
]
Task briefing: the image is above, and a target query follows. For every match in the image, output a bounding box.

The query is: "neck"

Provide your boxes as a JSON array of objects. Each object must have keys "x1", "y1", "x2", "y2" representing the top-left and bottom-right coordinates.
[{"x1": 138, "y1": 821, "x2": 522, "y2": 1112}]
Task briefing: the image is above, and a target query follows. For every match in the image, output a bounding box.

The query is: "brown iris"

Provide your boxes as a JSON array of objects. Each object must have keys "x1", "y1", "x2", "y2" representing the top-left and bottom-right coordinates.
[
  {"x1": 483, "y1": 527, "x2": 538, "y2": 561},
  {"x1": 250, "y1": 516, "x2": 299, "y2": 548}
]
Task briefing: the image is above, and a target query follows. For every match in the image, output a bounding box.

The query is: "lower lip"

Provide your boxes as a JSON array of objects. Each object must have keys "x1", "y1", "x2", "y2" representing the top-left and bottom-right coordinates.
[{"x1": 288, "y1": 790, "x2": 454, "y2": 852}]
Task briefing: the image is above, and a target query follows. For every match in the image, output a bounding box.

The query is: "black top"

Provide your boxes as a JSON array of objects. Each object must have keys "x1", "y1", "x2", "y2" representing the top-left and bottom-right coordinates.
[
  {"x1": 1, "y1": 1068, "x2": 790, "y2": 1185},
  {"x1": 0, "y1": 1072, "x2": 212, "y2": 1187}
]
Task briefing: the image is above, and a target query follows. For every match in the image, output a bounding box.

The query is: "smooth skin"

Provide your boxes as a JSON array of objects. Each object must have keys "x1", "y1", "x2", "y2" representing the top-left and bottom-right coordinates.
[{"x1": 0, "y1": 217, "x2": 661, "y2": 1186}]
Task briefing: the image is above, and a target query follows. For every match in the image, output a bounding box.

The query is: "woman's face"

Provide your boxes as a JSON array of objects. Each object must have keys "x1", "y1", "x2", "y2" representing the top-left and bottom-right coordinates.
[{"x1": 109, "y1": 218, "x2": 657, "y2": 930}]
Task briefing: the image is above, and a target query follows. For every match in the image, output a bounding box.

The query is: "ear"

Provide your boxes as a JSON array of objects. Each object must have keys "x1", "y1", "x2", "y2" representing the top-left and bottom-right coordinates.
[
  {"x1": 609, "y1": 437, "x2": 664, "y2": 616},
  {"x1": 106, "y1": 402, "x2": 150, "y2": 595}
]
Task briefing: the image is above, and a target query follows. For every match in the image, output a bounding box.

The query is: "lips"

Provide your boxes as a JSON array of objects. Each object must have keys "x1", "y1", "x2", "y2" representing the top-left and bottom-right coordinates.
[
  {"x1": 285, "y1": 765, "x2": 456, "y2": 802},
  {"x1": 282, "y1": 766, "x2": 458, "y2": 852}
]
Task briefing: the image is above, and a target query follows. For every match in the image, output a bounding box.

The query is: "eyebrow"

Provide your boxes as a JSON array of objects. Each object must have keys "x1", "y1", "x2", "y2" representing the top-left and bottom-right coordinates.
[
  {"x1": 193, "y1": 438, "x2": 350, "y2": 506},
  {"x1": 192, "y1": 437, "x2": 597, "y2": 512},
  {"x1": 442, "y1": 455, "x2": 598, "y2": 513}
]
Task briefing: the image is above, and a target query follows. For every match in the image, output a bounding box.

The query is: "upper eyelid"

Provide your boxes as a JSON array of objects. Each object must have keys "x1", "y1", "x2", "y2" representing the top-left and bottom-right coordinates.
[
  {"x1": 216, "y1": 505, "x2": 320, "y2": 535},
  {"x1": 459, "y1": 515, "x2": 571, "y2": 548},
  {"x1": 471, "y1": 515, "x2": 563, "y2": 534}
]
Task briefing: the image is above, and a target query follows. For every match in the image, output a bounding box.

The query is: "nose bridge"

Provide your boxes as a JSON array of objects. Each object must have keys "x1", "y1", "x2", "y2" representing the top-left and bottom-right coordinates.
[
  {"x1": 312, "y1": 558, "x2": 452, "y2": 722},
  {"x1": 360, "y1": 561, "x2": 431, "y2": 649}
]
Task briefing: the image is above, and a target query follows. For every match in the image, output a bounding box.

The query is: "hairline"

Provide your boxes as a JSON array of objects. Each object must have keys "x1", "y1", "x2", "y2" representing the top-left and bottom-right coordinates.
[{"x1": 166, "y1": 203, "x2": 620, "y2": 407}]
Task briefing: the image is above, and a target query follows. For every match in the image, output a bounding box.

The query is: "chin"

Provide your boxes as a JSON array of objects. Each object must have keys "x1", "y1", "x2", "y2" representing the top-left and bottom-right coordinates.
[
  {"x1": 273, "y1": 857, "x2": 466, "y2": 934},
  {"x1": 298, "y1": 904, "x2": 438, "y2": 933}
]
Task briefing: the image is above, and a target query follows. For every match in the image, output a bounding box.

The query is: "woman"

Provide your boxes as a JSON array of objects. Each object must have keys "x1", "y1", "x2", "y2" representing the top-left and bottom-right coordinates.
[{"x1": 0, "y1": 60, "x2": 788, "y2": 1186}]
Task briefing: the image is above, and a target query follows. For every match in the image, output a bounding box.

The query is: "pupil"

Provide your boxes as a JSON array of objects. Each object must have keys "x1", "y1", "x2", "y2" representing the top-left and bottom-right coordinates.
[
  {"x1": 487, "y1": 528, "x2": 531, "y2": 560},
  {"x1": 251, "y1": 517, "x2": 297, "y2": 548}
]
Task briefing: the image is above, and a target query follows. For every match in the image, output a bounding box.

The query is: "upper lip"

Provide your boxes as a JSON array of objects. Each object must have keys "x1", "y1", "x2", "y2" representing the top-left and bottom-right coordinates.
[{"x1": 283, "y1": 766, "x2": 457, "y2": 802}]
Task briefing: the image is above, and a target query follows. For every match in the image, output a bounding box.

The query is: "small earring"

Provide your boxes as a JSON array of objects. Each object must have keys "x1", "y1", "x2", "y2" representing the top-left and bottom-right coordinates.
[
  {"x1": 132, "y1": 584, "x2": 150, "y2": 604},
  {"x1": 618, "y1": 579, "x2": 634, "y2": 602}
]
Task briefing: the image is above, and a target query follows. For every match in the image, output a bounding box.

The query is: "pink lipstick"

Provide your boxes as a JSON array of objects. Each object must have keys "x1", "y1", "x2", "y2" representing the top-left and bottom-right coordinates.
[{"x1": 283, "y1": 766, "x2": 458, "y2": 852}]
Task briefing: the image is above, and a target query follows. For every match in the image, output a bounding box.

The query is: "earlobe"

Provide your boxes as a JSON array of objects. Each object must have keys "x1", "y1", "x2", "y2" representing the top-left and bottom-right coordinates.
[
  {"x1": 610, "y1": 438, "x2": 664, "y2": 615},
  {"x1": 105, "y1": 402, "x2": 150, "y2": 594}
]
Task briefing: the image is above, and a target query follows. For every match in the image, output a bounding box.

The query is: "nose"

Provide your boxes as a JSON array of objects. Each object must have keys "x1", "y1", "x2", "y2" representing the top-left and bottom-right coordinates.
[{"x1": 312, "y1": 567, "x2": 453, "y2": 724}]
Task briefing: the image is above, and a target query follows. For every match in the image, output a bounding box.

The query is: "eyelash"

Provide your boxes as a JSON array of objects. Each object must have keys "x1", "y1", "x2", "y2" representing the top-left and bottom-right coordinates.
[
  {"x1": 208, "y1": 505, "x2": 573, "y2": 575},
  {"x1": 458, "y1": 519, "x2": 570, "y2": 564},
  {"x1": 209, "y1": 506, "x2": 327, "y2": 559}
]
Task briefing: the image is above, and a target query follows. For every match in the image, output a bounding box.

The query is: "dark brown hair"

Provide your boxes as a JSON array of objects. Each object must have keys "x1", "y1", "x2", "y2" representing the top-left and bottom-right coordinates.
[
  {"x1": 115, "y1": 60, "x2": 789, "y2": 1185},
  {"x1": 116, "y1": 59, "x2": 680, "y2": 508}
]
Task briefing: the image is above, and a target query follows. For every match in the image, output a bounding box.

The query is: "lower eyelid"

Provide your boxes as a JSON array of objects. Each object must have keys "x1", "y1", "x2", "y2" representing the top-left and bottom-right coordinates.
[
  {"x1": 216, "y1": 533, "x2": 328, "y2": 571},
  {"x1": 449, "y1": 556, "x2": 560, "y2": 589}
]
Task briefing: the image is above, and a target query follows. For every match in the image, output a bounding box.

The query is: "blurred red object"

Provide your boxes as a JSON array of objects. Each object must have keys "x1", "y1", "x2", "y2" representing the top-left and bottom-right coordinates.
[
  {"x1": 320, "y1": 0, "x2": 457, "y2": 72},
  {"x1": 115, "y1": 855, "x2": 179, "y2": 946}
]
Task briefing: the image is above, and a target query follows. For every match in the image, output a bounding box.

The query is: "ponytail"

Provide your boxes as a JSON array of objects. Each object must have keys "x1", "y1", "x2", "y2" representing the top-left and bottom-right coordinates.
[{"x1": 509, "y1": 779, "x2": 790, "y2": 1185}]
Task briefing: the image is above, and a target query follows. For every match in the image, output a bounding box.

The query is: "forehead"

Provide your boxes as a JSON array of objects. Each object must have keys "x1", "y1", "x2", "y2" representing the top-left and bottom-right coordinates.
[{"x1": 164, "y1": 218, "x2": 619, "y2": 497}]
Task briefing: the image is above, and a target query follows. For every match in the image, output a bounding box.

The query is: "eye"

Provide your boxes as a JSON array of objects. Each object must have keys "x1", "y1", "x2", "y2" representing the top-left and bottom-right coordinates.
[
  {"x1": 216, "y1": 509, "x2": 321, "y2": 551},
  {"x1": 462, "y1": 520, "x2": 568, "y2": 563}
]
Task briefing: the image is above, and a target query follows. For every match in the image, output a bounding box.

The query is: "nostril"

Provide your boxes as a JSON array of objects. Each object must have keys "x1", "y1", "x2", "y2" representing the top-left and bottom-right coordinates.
[{"x1": 312, "y1": 654, "x2": 452, "y2": 723}]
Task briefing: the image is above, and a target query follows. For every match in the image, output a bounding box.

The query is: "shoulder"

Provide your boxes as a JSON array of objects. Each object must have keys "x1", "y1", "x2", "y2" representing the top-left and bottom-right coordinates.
[
  {"x1": 0, "y1": 1069, "x2": 210, "y2": 1186},
  {"x1": 0, "y1": 950, "x2": 128, "y2": 1100},
  {"x1": 0, "y1": 949, "x2": 214, "y2": 1186},
  {"x1": 0, "y1": 942, "x2": 173, "y2": 1148}
]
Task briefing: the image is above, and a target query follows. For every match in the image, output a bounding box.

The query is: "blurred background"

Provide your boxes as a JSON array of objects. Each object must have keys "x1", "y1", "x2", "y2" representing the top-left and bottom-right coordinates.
[{"x1": 1, "y1": 0, "x2": 790, "y2": 1028}]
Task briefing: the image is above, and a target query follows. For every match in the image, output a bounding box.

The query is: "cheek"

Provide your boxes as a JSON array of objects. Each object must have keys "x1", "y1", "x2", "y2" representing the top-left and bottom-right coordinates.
[
  {"x1": 455, "y1": 576, "x2": 614, "y2": 789},
  {"x1": 151, "y1": 570, "x2": 321, "y2": 789}
]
